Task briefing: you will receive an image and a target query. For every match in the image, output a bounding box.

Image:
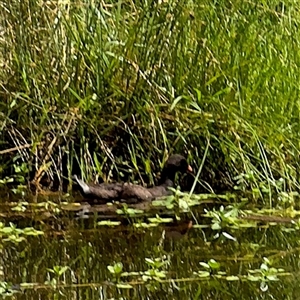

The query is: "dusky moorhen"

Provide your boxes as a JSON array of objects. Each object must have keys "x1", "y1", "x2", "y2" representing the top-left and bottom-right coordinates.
[
  {"x1": 73, "y1": 154, "x2": 192, "y2": 203},
  {"x1": 72, "y1": 177, "x2": 124, "y2": 202}
]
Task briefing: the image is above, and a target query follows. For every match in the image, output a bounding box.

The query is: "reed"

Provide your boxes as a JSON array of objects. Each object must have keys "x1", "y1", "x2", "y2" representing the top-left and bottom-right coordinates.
[{"x1": 1, "y1": 0, "x2": 300, "y2": 202}]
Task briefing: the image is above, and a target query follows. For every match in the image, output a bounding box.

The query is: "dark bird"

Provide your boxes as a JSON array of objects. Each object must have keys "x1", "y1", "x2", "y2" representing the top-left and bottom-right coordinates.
[{"x1": 73, "y1": 154, "x2": 192, "y2": 203}]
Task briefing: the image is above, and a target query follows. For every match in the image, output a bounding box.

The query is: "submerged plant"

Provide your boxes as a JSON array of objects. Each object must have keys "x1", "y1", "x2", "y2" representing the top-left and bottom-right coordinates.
[
  {"x1": 204, "y1": 205, "x2": 239, "y2": 241},
  {"x1": 0, "y1": 222, "x2": 44, "y2": 244},
  {"x1": 194, "y1": 259, "x2": 226, "y2": 278},
  {"x1": 36, "y1": 201, "x2": 61, "y2": 214},
  {"x1": 97, "y1": 220, "x2": 121, "y2": 227},
  {"x1": 45, "y1": 266, "x2": 70, "y2": 288},
  {"x1": 0, "y1": 177, "x2": 14, "y2": 186},
  {"x1": 142, "y1": 257, "x2": 169, "y2": 282},
  {"x1": 246, "y1": 257, "x2": 285, "y2": 292},
  {"x1": 107, "y1": 262, "x2": 133, "y2": 289},
  {"x1": 0, "y1": 281, "x2": 20, "y2": 296},
  {"x1": 107, "y1": 262, "x2": 124, "y2": 283},
  {"x1": 116, "y1": 204, "x2": 144, "y2": 217},
  {"x1": 11, "y1": 201, "x2": 28, "y2": 212},
  {"x1": 148, "y1": 215, "x2": 174, "y2": 224}
]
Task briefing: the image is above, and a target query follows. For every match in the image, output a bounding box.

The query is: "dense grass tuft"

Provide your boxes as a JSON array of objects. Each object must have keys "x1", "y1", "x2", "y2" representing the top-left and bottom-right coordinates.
[{"x1": 1, "y1": 0, "x2": 300, "y2": 201}]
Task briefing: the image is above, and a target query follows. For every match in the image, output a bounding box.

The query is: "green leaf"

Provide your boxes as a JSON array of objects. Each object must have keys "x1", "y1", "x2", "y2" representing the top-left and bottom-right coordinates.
[
  {"x1": 145, "y1": 258, "x2": 154, "y2": 265},
  {"x1": 246, "y1": 275, "x2": 260, "y2": 281},
  {"x1": 148, "y1": 216, "x2": 173, "y2": 224},
  {"x1": 170, "y1": 95, "x2": 184, "y2": 110},
  {"x1": 114, "y1": 262, "x2": 123, "y2": 274},
  {"x1": 260, "y1": 263, "x2": 268, "y2": 271},
  {"x1": 196, "y1": 271, "x2": 210, "y2": 278},
  {"x1": 134, "y1": 223, "x2": 158, "y2": 228},
  {"x1": 222, "y1": 232, "x2": 237, "y2": 241},
  {"x1": 97, "y1": 221, "x2": 121, "y2": 226},
  {"x1": 199, "y1": 262, "x2": 210, "y2": 269},
  {"x1": 211, "y1": 223, "x2": 221, "y2": 230},
  {"x1": 266, "y1": 275, "x2": 279, "y2": 281},
  {"x1": 208, "y1": 259, "x2": 220, "y2": 270},
  {"x1": 116, "y1": 283, "x2": 133, "y2": 289},
  {"x1": 226, "y1": 276, "x2": 240, "y2": 281}
]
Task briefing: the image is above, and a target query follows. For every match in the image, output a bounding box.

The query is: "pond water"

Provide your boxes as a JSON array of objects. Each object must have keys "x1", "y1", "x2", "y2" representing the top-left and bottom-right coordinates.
[{"x1": 1, "y1": 192, "x2": 300, "y2": 299}]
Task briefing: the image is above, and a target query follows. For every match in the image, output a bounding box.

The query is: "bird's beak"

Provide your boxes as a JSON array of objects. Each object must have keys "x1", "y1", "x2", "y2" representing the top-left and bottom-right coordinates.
[{"x1": 187, "y1": 165, "x2": 193, "y2": 173}]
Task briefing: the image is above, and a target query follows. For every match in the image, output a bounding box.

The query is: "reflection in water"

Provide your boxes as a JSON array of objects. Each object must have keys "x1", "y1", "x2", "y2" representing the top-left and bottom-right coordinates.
[{"x1": 0, "y1": 195, "x2": 300, "y2": 299}]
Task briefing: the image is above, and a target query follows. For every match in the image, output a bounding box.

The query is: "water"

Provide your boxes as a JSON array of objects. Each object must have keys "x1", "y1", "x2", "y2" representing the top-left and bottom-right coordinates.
[{"x1": 1, "y1": 193, "x2": 300, "y2": 299}]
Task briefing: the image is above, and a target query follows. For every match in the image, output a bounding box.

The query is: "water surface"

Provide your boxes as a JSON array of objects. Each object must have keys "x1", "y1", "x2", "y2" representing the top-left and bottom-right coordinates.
[{"x1": 0, "y1": 193, "x2": 299, "y2": 299}]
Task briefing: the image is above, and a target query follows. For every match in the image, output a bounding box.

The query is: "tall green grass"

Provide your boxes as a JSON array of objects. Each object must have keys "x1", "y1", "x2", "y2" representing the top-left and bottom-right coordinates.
[{"x1": 1, "y1": 0, "x2": 300, "y2": 200}]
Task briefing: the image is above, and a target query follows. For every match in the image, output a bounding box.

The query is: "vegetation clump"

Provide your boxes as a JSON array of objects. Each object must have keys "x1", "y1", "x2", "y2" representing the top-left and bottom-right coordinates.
[{"x1": 1, "y1": 1, "x2": 300, "y2": 199}]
